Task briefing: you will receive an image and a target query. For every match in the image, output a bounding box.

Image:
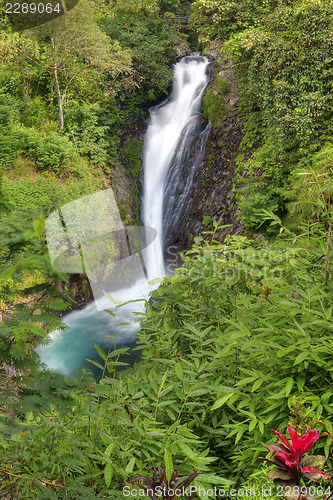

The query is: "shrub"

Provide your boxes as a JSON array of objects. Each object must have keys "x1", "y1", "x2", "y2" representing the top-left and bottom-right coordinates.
[
  {"x1": 1, "y1": 171, "x2": 103, "y2": 218},
  {"x1": 136, "y1": 225, "x2": 333, "y2": 482},
  {"x1": 64, "y1": 101, "x2": 112, "y2": 166},
  {"x1": 234, "y1": 142, "x2": 289, "y2": 231},
  {"x1": 202, "y1": 88, "x2": 226, "y2": 127},
  {"x1": 0, "y1": 93, "x2": 23, "y2": 126},
  {"x1": 0, "y1": 125, "x2": 84, "y2": 176},
  {"x1": 216, "y1": 77, "x2": 231, "y2": 96},
  {"x1": 239, "y1": 111, "x2": 265, "y2": 150}
]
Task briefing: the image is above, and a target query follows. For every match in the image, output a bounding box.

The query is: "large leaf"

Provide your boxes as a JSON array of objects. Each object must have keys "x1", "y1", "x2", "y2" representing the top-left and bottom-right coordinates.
[
  {"x1": 301, "y1": 455, "x2": 326, "y2": 468},
  {"x1": 211, "y1": 392, "x2": 234, "y2": 411},
  {"x1": 104, "y1": 463, "x2": 113, "y2": 487},
  {"x1": 267, "y1": 467, "x2": 292, "y2": 480},
  {"x1": 164, "y1": 449, "x2": 173, "y2": 483}
]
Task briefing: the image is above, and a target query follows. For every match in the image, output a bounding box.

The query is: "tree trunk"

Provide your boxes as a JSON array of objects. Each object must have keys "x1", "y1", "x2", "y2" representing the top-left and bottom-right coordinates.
[
  {"x1": 54, "y1": 66, "x2": 64, "y2": 130},
  {"x1": 52, "y1": 38, "x2": 64, "y2": 130}
]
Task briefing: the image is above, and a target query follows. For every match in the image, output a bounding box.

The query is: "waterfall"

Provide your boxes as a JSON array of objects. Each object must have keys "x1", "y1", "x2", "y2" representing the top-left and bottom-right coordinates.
[
  {"x1": 36, "y1": 55, "x2": 210, "y2": 377},
  {"x1": 143, "y1": 55, "x2": 210, "y2": 274}
]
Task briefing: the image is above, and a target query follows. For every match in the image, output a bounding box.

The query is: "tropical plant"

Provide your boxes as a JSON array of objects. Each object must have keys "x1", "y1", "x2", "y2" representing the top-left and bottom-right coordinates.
[
  {"x1": 131, "y1": 466, "x2": 201, "y2": 499},
  {"x1": 136, "y1": 218, "x2": 333, "y2": 481},
  {"x1": 262, "y1": 427, "x2": 327, "y2": 490}
]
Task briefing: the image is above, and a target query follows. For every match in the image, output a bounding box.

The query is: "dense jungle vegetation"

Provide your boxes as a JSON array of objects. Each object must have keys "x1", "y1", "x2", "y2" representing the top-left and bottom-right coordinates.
[{"x1": 1, "y1": 0, "x2": 333, "y2": 498}]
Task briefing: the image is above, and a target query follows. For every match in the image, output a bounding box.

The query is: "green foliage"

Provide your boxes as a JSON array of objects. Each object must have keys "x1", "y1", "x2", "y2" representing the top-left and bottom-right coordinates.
[
  {"x1": 137, "y1": 225, "x2": 333, "y2": 481},
  {"x1": 234, "y1": 142, "x2": 288, "y2": 230},
  {"x1": 216, "y1": 77, "x2": 231, "y2": 96},
  {"x1": 34, "y1": 0, "x2": 133, "y2": 130},
  {"x1": 0, "y1": 337, "x2": 216, "y2": 497},
  {"x1": 288, "y1": 396, "x2": 317, "y2": 435},
  {"x1": 0, "y1": 214, "x2": 71, "y2": 386},
  {"x1": 102, "y1": 11, "x2": 179, "y2": 105},
  {"x1": 239, "y1": 465, "x2": 281, "y2": 500},
  {"x1": 22, "y1": 97, "x2": 56, "y2": 130},
  {"x1": 0, "y1": 93, "x2": 24, "y2": 126},
  {"x1": 236, "y1": 187, "x2": 280, "y2": 230},
  {"x1": 64, "y1": 101, "x2": 111, "y2": 166},
  {"x1": 120, "y1": 136, "x2": 143, "y2": 222},
  {"x1": 0, "y1": 124, "x2": 82, "y2": 175},
  {"x1": 2, "y1": 220, "x2": 333, "y2": 496},
  {"x1": 239, "y1": 111, "x2": 264, "y2": 150},
  {"x1": 1, "y1": 171, "x2": 102, "y2": 218},
  {"x1": 202, "y1": 215, "x2": 211, "y2": 226},
  {"x1": 130, "y1": 182, "x2": 140, "y2": 224},
  {"x1": 191, "y1": 0, "x2": 280, "y2": 46},
  {"x1": 202, "y1": 88, "x2": 226, "y2": 127},
  {"x1": 224, "y1": 0, "x2": 333, "y2": 230},
  {"x1": 287, "y1": 143, "x2": 333, "y2": 227},
  {"x1": 122, "y1": 138, "x2": 143, "y2": 178},
  {"x1": 159, "y1": 0, "x2": 181, "y2": 15},
  {"x1": 2, "y1": 175, "x2": 64, "y2": 216}
]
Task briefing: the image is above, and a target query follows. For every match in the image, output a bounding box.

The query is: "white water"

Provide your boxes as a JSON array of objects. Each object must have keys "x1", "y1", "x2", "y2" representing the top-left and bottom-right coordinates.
[
  {"x1": 37, "y1": 56, "x2": 210, "y2": 376},
  {"x1": 143, "y1": 56, "x2": 209, "y2": 276}
]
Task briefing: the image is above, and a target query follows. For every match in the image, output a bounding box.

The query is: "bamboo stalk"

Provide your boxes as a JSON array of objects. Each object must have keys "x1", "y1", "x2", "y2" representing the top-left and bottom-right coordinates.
[{"x1": 324, "y1": 220, "x2": 332, "y2": 283}]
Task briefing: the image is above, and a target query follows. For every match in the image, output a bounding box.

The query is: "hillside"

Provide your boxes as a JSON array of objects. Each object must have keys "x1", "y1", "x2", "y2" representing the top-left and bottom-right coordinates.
[{"x1": 1, "y1": 0, "x2": 333, "y2": 499}]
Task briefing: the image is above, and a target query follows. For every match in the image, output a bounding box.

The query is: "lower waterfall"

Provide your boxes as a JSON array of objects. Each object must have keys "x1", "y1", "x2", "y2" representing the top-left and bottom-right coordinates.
[{"x1": 36, "y1": 55, "x2": 210, "y2": 377}]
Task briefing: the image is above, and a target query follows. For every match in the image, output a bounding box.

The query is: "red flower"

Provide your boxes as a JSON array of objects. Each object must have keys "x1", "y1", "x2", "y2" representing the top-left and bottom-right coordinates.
[
  {"x1": 276, "y1": 451, "x2": 298, "y2": 469},
  {"x1": 263, "y1": 426, "x2": 327, "y2": 485},
  {"x1": 272, "y1": 426, "x2": 320, "y2": 461}
]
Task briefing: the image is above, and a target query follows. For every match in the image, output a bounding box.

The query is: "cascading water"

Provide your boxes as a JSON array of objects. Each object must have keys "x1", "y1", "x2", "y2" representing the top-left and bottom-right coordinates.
[
  {"x1": 143, "y1": 55, "x2": 210, "y2": 270},
  {"x1": 37, "y1": 55, "x2": 210, "y2": 377}
]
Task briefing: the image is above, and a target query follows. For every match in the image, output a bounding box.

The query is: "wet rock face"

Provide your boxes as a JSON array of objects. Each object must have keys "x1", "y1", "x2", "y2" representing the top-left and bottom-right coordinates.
[
  {"x1": 168, "y1": 113, "x2": 244, "y2": 254},
  {"x1": 173, "y1": 38, "x2": 190, "y2": 59},
  {"x1": 163, "y1": 114, "x2": 211, "y2": 256},
  {"x1": 165, "y1": 46, "x2": 245, "y2": 256},
  {"x1": 58, "y1": 274, "x2": 94, "y2": 316}
]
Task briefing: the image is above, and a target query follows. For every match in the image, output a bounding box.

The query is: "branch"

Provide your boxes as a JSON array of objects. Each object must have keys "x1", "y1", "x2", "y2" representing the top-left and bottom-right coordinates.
[
  {"x1": 61, "y1": 70, "x2": 84, "y2": 100},
  {"x1": 25, "y1": 54, "x2": 53, "y2": 71},
  {"x1": 0, "y1": 467, "x2": 66, "y2": 489}
]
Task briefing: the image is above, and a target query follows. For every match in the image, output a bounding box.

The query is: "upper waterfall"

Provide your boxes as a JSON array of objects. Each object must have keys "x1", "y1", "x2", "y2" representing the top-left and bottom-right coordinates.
[{"x1": 143, "y1": 55, "x2": 210, "y2": 277}]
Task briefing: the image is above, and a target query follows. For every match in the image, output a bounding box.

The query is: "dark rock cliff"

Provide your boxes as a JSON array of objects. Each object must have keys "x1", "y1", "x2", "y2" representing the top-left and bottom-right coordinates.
[{"x1": 165, "y1": 42, "x2": 245, "y2": 259}]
